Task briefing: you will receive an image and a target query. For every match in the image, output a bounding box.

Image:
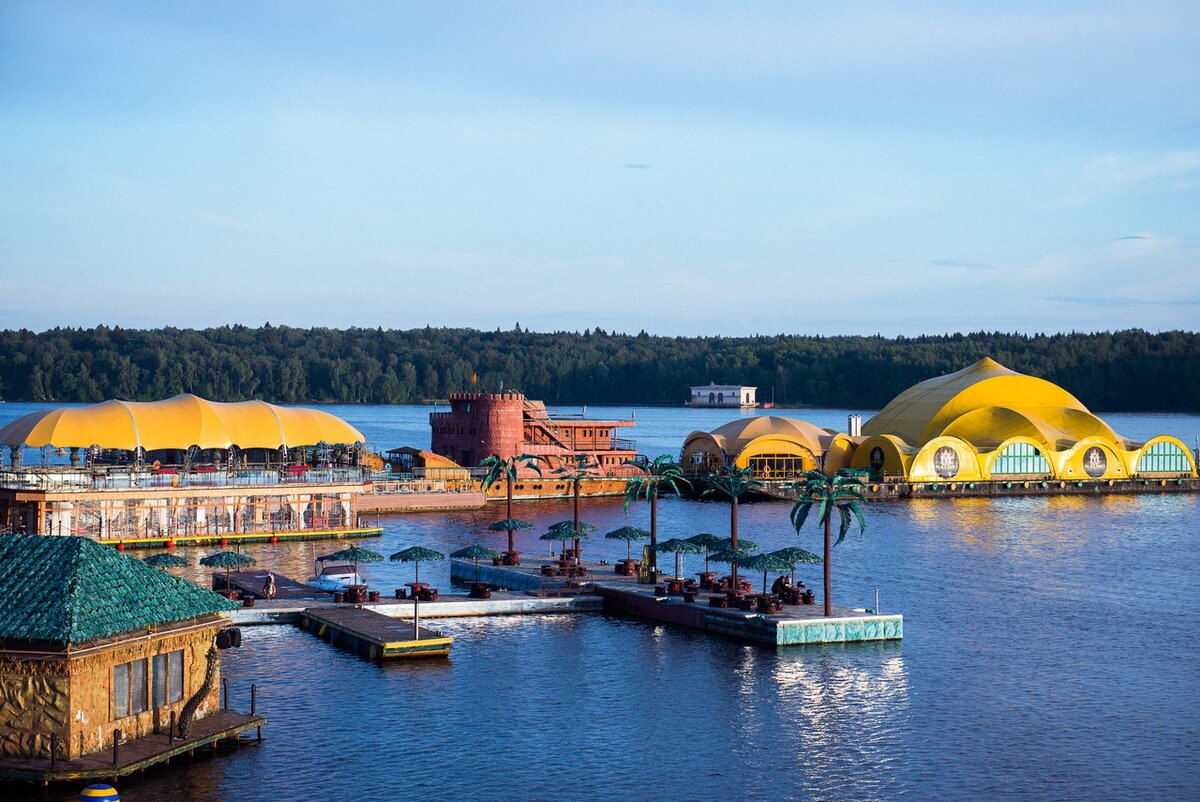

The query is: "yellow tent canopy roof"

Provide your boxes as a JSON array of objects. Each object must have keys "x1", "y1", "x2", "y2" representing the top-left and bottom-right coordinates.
[
  {"x1": 692, "y1": 415, "x2": 833, "y2": 458},
  {"x1": 0, "y1": 394, "x2": 365, "y2": 450},
  {"x1": 861, "y1": 357, "x2": 1123, "y2": 447}
]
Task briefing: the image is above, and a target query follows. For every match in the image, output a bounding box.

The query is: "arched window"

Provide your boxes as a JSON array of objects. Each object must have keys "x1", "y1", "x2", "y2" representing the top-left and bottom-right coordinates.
[
  {"x1": 991, "y1": 442, "x2": 1050, "y2": 475},
  {"x1": 709, "y1": 392, "x2": 716, "y2": 405},
  {"x1": 717, "y1": 392, "x2": 724, "y2": 405},
  {"x1": 1137, "y1": 441, "x2": 1191, "y2": 473}
]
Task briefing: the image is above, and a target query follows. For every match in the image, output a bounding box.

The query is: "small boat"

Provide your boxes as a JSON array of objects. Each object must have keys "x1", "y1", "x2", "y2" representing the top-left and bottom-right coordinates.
[{"x1": 305, "y1": 555, "x2": 366, "y2": 591}]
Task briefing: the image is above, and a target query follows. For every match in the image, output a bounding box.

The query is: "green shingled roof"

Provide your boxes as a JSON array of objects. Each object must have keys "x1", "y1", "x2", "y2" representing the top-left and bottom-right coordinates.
[{"x1": 0, "y1": 535, "x2": 238, "y2": 646}]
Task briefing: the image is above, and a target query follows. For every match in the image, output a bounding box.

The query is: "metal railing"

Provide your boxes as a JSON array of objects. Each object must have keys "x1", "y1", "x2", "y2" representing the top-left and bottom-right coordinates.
[{"x1": 0, "y1": 464, "x2": 373, "y2": 492}]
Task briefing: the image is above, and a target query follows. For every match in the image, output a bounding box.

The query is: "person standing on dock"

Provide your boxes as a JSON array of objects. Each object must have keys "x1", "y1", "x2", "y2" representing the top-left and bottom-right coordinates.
[{"x1": 262, "y1": 572, "x2": 277, "y2": 599}]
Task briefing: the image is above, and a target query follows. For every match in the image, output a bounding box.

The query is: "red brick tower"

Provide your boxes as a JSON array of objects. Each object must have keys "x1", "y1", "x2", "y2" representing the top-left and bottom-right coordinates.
[{"x1": 430, "y1": 393, "x2": 527, "y2": 469}]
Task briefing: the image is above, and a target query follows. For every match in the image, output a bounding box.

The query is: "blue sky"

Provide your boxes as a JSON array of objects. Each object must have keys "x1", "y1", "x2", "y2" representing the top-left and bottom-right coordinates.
[{"x1": 1, "y1": 2, "x2": 1197, "y2": 336}]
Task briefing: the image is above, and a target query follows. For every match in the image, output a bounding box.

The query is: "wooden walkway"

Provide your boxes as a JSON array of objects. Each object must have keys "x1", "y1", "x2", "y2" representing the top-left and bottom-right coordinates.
[
  {"x1": 301, "y1": 606, "x2": 452, "y2": 660},
  {"x1": 0, "y1": 710, "x2": 264, "y2": 784},
  {"x1": 216, "y1": 569, "x2": 328, "y2": 601}
]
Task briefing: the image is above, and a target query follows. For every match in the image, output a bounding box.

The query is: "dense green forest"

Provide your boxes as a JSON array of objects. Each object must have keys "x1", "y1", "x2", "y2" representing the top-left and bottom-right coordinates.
[{"x1": 0, "y1": 326, "x2": 1197, "y2": 412}]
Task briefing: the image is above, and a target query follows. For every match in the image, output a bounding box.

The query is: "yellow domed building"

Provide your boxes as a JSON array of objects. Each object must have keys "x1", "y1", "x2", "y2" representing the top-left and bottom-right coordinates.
[
  {"x1": 681, "y1": 416, "x2": 857, "y2": 480},
  {"x1": 849, "y1": 357, "x2": 1197, "y2": 483}
]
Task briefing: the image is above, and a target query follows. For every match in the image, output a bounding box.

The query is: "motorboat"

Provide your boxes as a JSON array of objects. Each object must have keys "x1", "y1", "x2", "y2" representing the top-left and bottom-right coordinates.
[{"x1": 306, "y1": 555, "x2": 366, "y2": 591}]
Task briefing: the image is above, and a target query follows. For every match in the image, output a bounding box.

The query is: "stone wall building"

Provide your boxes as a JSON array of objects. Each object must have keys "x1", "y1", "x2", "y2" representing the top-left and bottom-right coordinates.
[{"x1": 0, "y1": 535, "x2": 255, "y2": 777}]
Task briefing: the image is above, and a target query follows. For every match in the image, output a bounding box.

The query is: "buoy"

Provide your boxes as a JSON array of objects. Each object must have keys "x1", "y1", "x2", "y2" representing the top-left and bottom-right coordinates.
[
  {"x1": 80, "y1": 783, "x2": 120, "y2": 801},
  {"x1": 269, "y1": 536, "x2": 278, "y2": 544},
  {"x1": 165, "y1": 540, "x2": 174, "y2": 549},
  {"x1": 220, "y1": 538, "x2": 228, "y2": 546},
  {"x1": 116, "y1": 542, "x2": 125, "y2": 552}
]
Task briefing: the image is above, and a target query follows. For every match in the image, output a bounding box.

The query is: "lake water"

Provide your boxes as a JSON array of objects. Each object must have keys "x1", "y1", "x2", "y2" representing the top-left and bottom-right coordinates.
[{"x1": 4, "y1": 403, "x2": 1199, "y2": 801}]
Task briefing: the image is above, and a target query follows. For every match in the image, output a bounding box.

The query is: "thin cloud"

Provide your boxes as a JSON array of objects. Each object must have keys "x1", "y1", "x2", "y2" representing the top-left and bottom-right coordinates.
[
  {"x1": 1044, "y1": 295, "x2": 1200, "y2": 308},
  {"x1": 926, "y1": 258, "x2": 996, "y2": 271}
]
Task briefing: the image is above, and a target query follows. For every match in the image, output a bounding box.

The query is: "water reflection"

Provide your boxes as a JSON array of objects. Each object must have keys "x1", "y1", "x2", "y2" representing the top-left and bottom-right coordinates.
[{"x1": 17, "y1": 417, "x2": 1200, "y2": 800}]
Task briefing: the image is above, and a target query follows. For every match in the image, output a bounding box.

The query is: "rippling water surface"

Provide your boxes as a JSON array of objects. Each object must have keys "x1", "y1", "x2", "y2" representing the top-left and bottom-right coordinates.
[{"x1": 5, "y1": 403, "x2": 1197, "y2": 801}]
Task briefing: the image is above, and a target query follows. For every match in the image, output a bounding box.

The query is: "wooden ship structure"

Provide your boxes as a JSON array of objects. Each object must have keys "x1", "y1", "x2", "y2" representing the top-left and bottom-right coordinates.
[{"x1": 428, "y1": 392, "x2": 642, "y2": 500}]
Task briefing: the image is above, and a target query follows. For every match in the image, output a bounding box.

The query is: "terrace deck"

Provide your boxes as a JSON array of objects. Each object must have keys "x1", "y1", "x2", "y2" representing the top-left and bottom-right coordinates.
[{"x1": 0, "y1": 710, "x2": 264, "y2": 784}]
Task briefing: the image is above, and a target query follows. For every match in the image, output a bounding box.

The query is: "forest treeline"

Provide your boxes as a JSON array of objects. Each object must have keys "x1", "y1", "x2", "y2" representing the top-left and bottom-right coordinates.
[{"x1": 1, "y1": 325, "x2": 1197, "y2": 412}]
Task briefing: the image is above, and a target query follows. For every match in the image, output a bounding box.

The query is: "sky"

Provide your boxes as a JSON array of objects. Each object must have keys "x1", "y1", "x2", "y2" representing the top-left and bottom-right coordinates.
[{"x1": 1, "y1": 1, "x2": 1198, "y2": 337}]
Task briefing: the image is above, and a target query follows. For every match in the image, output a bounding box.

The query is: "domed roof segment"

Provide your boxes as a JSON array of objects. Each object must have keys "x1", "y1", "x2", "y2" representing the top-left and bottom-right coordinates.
[
  {"x1": 862, "y1": 357, "x2": 1100, "y2": 446},
  {"x1": 699, "y1": 416, "x2": 831, "y2": 457}
]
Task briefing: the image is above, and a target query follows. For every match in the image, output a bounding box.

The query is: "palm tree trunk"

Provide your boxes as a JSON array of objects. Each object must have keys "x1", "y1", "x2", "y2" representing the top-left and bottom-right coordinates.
[
  {"x1": 648, "y1": 491, "x2": 658, "y2": 572},
  {"x1": 505, "y1": 475, "x2": 515, "y2": 554},
  {"x1": 730, "y1": 496, "x2": 739, "y2": 589},
  {"x1": 572, "y1": 479, "x2": 581, "y2": 559},
  {"x1": 823, "y1": 512, "x2": 833, "y2": 617}
]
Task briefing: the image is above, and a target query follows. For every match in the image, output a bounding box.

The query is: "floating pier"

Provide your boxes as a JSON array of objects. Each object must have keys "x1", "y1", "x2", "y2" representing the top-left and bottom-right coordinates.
[
  {"x1": 300, "y1": 606, "x2": 453, "y2": 660},
  {"x1": 450, "y1": 558, "x2": 902, "y2": 647},
  {"x1": 216, "y1": 569, "x2": 329, "y2": 602}
]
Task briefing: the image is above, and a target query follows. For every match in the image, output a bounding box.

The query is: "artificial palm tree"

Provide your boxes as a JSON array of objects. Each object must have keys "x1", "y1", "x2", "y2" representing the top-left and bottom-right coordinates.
[
  {"x1": 790, "y1": 469, "x2": 868, "y2": 617},
  {"x1": 479, "y1": 453, "x2": 542, "y2": 559},
  {"x1": 553, "y1": 455, "x2": 599, "y2": 559},
  {"x1": 623, "y1": 455, "x2": 691, "y2": 579},
  {"x1": 701, "y1": 465, "x2": 762, "y2": 590}
]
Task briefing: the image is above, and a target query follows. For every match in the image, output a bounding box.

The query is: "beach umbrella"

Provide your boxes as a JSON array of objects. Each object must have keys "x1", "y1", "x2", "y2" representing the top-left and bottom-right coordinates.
[
  {"x1": 540, "y1": 528, "x2": 570, "y2": 557},
  {"x1": 200, "y1": 550, "x2": 256, "y2": 587},
  {"x1": 742, "y1": 552, "x2": 797, "y2": 594},
  {"x1": 143, "y1": 553, "x2": 190, "y2": 569},
  {"x1": 714, "y1": 536, "x2": 758, "y2": 553},
  {"x1": 389, "y1": 546, "x2": 445, "y2": 585},
  {"x1": 389, "y1": 546, "x2": 445, "y2": 639},
  {"x1": 706, "y1": 547, "x2": 756, "y2": 589},
  {"x1": 327, "y1": 544, "x2": 384, "y2": 585},
  {"x1": 687, "y1": 533, "x2": 724, "y2": 573},
  {"x1": 488, "y1": 518, "x2": 535, "y2": 556},
  {"x1": 451, "y1": 544, "x2": 500, "y2": 583},
  {"x1": 605, "y1": 525, "x2": 650, "y2": 561},
  {"x1": 769, "y1": 546, "x2": 821, "y2": 585},
  {"x1": 655, "y1": 538, "x2": 704, "y2": 579},
  {"x1": 548, "y1": 520, "x2": 595, "y2": 560}
]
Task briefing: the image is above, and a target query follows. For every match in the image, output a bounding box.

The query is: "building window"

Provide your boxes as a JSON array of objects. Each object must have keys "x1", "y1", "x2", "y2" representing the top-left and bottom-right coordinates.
[
  {"x1": 114, "y1": 658, "x2": 149, "y2": 719},
  {"x1": 1137, "y1": 441, "x2": 1190, "y2": 474},
  {"x1": 992, "y1": 442, "x2": 1050, "y2": 475},
  {"x1": 748, "y1": 453, "x2": 810, "y2": 478},
  {"x1": 153, "y1": 650, "x2": 185, "y2": 707},
  {"x1": 113, "y1": 663, "x2": 130, "y2": 719}
]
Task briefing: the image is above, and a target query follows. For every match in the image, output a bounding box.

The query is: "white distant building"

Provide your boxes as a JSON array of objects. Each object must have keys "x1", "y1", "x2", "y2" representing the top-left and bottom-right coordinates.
[{"x1": 689, "y1": 383, "x2": 757, "y2": 408}]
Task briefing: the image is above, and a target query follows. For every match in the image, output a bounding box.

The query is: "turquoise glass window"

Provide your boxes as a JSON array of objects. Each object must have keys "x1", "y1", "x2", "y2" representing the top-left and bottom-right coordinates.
[
  {"x1": 992, "y1": 442, "x2": 1050, "y2": 475},
  {"x1": 1136, "y1": 441, "x2": 1190, "y2": 473}
]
